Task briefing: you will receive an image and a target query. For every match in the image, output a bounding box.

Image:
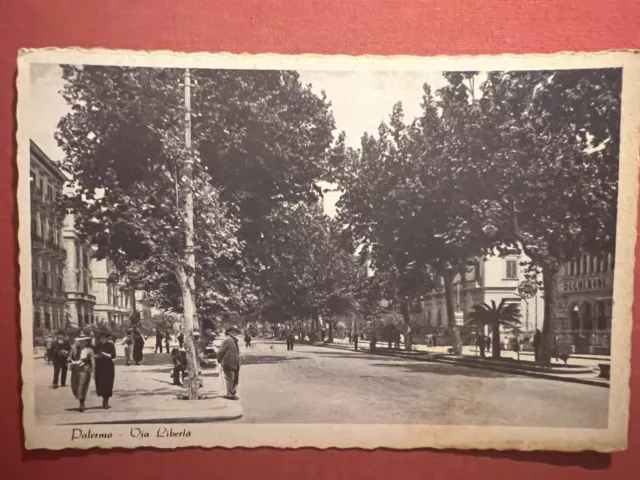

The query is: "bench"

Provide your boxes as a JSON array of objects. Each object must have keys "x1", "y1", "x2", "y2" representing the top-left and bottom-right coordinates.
[{"x1": 598, "y1": 363, "x2": 611, "y2": 379}]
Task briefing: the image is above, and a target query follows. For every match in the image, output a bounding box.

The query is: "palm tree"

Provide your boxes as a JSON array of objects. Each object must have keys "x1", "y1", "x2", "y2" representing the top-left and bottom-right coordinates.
[{"x1": 466, "y1": 299, "x2": 521, "y2": 359}]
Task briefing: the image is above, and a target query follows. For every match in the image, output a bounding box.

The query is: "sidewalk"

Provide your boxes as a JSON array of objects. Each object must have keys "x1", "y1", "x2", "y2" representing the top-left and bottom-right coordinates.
[
  {"x1": 35, "y1": 343, "x2": 243, "y2": 425},
  {"x1": 317, "y1": 341, "x2": 609, "y2": 388}
]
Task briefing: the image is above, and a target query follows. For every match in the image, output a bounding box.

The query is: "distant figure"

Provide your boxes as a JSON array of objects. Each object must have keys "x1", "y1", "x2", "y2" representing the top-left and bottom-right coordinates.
[
  {"x1": 217, "y1": 327, "x2": 241, "y2": 400},
  {"x1": 132, "y1": 327, "x2": 145, "y2": 365},
  {"x1": 177, "y1": 332, "x2": 184, "y2": 349},
  {"x1": 533, "y1": 329, "x2": 542, "y2": 363},
  {"x1": 476, "y1": 332, "x2": 486, "y2": 358},
  {"x1": 485, "y1": 335, "x2": 491, "y2": 352},
  {"x1": 432, "y1": 333, "x2": 437, "y2": 347},
  {"x1": 155, "y1": 329, "x2": 164, "y2": 353},
  {"x1": 354, "y1": 333, "x2": 359, "y2": 351},
  {"x1": 348, "y1": 332, "x2": 352, "y2": 344},
  {"x1": 244, "y1": 333, "x2": 252, "y2": 348},
  {"x1": 286, "y1": 330, "x2": 294, "y2": 351},
  {"x1": 513, "y1": 337, "x2": 521, "y2": 361},
  {"x1": 164, "y1": 331, "x2": 171, "y2": 352},
  {"x1": 88, "y1": 330, "x2": 97, "y2": 348},
  {"x1": 94, "y1": 331, "x2": 116, "y2": 409},
  {"x1": 50, "y1": 330, "x2": 71, "y2": 388},
  {"x1": 44, "y1": 333, "x2": 54, "y2": 363}
]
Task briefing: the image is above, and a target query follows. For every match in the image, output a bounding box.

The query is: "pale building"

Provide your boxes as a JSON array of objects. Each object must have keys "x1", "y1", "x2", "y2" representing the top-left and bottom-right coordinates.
[
  {"x1": 416, "y1": 252, "x2": 544, "y2": 339},
  {"x1": 554, "y1": 252, "x2": 614, "y2": 355},
  {"x1": 91, "y1": 257, "x2": 136, "y2": 326},
  {"x1": 30, "y1": 141, "x2": 67, "y2": 331},
  {"x1": 62, "y1": 215, "x2": 96, "y2": 327}
]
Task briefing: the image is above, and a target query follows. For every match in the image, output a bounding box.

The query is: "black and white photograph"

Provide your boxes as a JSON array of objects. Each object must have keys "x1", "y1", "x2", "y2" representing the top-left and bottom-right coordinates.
[{"x1": 17, "y1": 49, "x2": 639, "y2": 451}]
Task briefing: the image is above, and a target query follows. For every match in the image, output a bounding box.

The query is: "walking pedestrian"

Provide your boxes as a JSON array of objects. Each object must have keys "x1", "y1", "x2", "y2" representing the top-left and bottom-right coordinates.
[
  {"x1": 132, "y1": 327, "x2": 144, "y2": 365},
  {"x1": 533, "y1": 329, "x2": 542, "y2": 362},
  {"x1": 44, "y1": 333, "x2": 54, "y2": 363},
  {"x1": 170, "y1": 347, "x2": 186, "y2": 386},
  {"x1": 122, "y1": 330, "x2": 133, "y2": 365},
  {"x1": 164, "y1": 331, "x2": 171, "y2": 353},
  {"x1": 94, "y1": 331, "x2": 116, "y2": 409},
  {"x1": 486, "y1": 335, "x2": 491, "y2": 352},
  {"x1": 432, "y1": 333, "x2": 437, "y2": 347},
  {"x1": 50, "y1": 330, "x2": 71, "y2": 388},
  {"x1": 69, "y1": 333, "x2": 94, "y2": 412},
  {"x1": 354, "y1": 333, "x2": 359, "y2": 351},
  {"x1": 155, "y1": 328, "x2": 163, "y2": 353},
  {"x1": 177, "y1": 331, "x2": 184, "y2": 349},
  {"x1": 244, "y1": 333, "x2": 252, "y2": 348},
  {"x1": 217, "y1": 326, "x2": 241, "y2": 400}
]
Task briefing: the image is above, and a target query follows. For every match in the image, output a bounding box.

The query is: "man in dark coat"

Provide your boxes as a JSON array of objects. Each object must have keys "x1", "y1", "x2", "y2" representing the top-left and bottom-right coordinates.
[
  {"x1": 50, "y1": 331, "x2": 71, "y2": 388},
  {"x1": 132, "y1": 327, "x2": 145, "y2": 365},
  {"x1": 177, "y1": 331, "x2": 184, "y2": 348},
  {"x1": 94, "y1": 331, "x2": 116, "y2": 408},
  {"x1": 155, "y1": 329, "x2": 163, "y2": 353},
  {"x1": 533, "y1": 329, "x2": 542, "y2": 363},
  {"x1": 217, "y1": 327, "x2": 241, "y2": 400},
  {"x1": 285, "y1": 329, "x2": 294, "y2": 351},
  {"x1": 476, "y1": 332, "x2": 486, "y2": 358}
]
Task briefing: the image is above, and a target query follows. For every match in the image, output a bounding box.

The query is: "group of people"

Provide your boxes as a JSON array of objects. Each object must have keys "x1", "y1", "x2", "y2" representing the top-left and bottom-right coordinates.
[
  {"x1": 156, "y1": 329, "x2": 184, "y2": 353},
  {"x1": 121, "y1": 327, "x2": 146, "y2": 365},
  {"x1": 45, "y1": 330, "x2": 116, "y2": 412}
]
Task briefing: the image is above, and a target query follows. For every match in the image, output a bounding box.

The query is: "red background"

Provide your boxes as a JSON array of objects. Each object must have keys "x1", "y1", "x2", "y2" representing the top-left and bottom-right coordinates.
[{"x1": 1, "y1": 1, "x2": 639, "y2": 478}]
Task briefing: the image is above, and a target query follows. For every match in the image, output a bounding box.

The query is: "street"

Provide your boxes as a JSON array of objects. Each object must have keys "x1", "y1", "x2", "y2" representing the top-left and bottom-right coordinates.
[
  {"x1": 33, "y1": 338, "x2": 608, "y2": 428},
  {"x1": 235, "y1": 340, "x2": 609, "y2": 427}
]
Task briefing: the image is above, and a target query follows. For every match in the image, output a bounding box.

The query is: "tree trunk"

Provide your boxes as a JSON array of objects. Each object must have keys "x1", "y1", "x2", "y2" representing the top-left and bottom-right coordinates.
[
  {"x1": 492, "y1": 321, "x2": 501, "y2": 359},
  {"x1": 443, "y1": 269, "x2": 463, "y2": 355},
  {"x1": 327, "y1": 318, "x2": 334, "y2": 343},
  {"x1": 539, "y1": 266, "x2": 558, "y2": 365},
  {"x1": 177, "y1": 69, "x2": 199, "y2": 400},
  {"x1": 400, "y1": 301, "x2": 412, "y2": 351}
]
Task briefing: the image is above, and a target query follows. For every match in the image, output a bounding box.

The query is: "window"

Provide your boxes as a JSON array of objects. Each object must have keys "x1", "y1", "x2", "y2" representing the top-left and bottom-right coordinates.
[
  {"x1": 47, "y1": 186, "x2": 53, "y2": 200},
  {"x1": 58, "y1": 276, "x2": 63, "y2": 291},
  {"x1": 33, "y1": 270, "x2": 38, "y2": 287},
  {"x1": 506, "y1": 260, "x2": 518, "y2": 279},
  {"x1": 593, "y1": 256, "x2": 600, "y2": 274},
  {"x1": 38, "y1": 178, "x2": 44, "y2": 196},
  {"x1": 42, "y1": 272, "x2": 48, "y2": 288},
  {"x1": 34, "y1": 312, "x2": 41, "y2": 328}
]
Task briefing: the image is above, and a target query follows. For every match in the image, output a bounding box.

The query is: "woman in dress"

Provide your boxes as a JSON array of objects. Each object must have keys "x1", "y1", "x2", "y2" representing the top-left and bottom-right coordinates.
[
  {"x1": 94, "y1": 331, "x2": 116, "y2": 409},
  {"x1": 69, "y1": 334, "x2": 94, "y2": 412},
  {"x1": 132, "y1": 327, "x2": 145, "y2": 365},
  {"x1": 122, "y1": 330, "x2": 133, "y2": 366}
]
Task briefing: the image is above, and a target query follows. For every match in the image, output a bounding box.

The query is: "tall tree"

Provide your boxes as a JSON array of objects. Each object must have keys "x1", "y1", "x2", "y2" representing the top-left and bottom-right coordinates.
[{"x1": 476, "y1": 69, "x2": 621, "y2": 363}]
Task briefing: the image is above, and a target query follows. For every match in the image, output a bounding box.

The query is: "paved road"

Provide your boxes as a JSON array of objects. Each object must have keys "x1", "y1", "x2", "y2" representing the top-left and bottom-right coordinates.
[{"x1": 235, "y1": 340, "x2": 608, "y2": 427}]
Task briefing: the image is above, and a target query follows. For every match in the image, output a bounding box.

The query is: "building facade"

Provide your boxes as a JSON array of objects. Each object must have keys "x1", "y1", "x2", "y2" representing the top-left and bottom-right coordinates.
[
  {"x1": 30, "y1": 141, "x2": 67, "y2": 331},
  {"x1": 62, "y1": 215, "x2": 96, "y2": 327},
  {"x1": 415, "y1": 252, "x2": 545, "y2": 342},
  {"x1": 554, "y1": 253, "x2": 614, "y2": 354},
  {"x1": 91, "y1": 257, "x2": 135, "y2": 325}
]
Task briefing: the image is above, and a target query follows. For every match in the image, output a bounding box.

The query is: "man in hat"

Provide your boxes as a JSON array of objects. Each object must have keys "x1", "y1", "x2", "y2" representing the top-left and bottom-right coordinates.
[
  {"x1": 50, "y1": 330, "x2": 71, "y2": 388},
  {"x1": 217, "y1": 326, "x2": 241, "y2": 400}
]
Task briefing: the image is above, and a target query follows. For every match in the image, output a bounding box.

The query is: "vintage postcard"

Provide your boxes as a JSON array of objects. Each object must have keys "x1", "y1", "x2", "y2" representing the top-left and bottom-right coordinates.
[{"x1": 17, "y1": 48, "x2": 639, "y2": 451}]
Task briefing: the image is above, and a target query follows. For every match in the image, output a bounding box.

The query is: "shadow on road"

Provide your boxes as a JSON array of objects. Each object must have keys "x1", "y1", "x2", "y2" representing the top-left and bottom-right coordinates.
[
  {"x1": 310, "y1": 350, "x2": 407, "y2": 362},
  {"x1": 241, "y1": 355, "x2": 307, "y2": 366},
  {"x1": 369, "y1": 362, "x2": 509, "y2": 378}
]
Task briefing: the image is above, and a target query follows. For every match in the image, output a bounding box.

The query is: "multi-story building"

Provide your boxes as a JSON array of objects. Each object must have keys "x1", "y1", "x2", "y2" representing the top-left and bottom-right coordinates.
[
  {"x1": 416, "y1": 252, "x2": 545, "y2": 341},
  {"x1": 62, "y1": 214, "x2": 96, "y2": 327},
  {"x1": 30, "y1": 141, "x2": 67, "y2": 331},
  {"x1": 91, "y1": 257, "x2": 136, "y2": 326},
  {"x1": 554, "y1": 253, "x2": 614, "y2": 355}
]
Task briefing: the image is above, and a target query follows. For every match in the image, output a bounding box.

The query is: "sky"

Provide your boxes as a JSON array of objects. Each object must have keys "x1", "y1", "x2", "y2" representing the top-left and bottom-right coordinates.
[{"x1": 29, "y1": 64, "x2": 469, "y2": 216}]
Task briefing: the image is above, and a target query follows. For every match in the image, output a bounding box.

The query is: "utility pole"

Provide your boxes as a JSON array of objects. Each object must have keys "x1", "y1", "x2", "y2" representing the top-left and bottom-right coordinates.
[{"x1": 178, "y1": 68, "x2": 199, "y2": 400}]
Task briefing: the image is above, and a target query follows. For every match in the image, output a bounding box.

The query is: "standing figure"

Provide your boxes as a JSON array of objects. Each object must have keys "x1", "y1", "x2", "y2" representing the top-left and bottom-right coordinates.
[
  {"x1": 217, "y1": 327, "x2": 241, "y2": 400},
  {"x1": 94, "y1": 331, "x2": 116, "y2": 409},
  {"x1": 132, "y1": 327, "x2": 145, "y2": 365},
  {"x1": 533, "y1": 329, "x2": 542, "y2": 363},
  {"x1": 170, "y1": 347, "x2": 187, "y2": 386},
  {"x1": 432, "y1": 333, "x2": 437, "y2": 347},
  {"x1": 50, "y1": 330, "x2": 71, "y2": 388},
  {"x1": 476, "y1": 332, "x2": 486, "y2": 358},
  {"x1": 244, "y1": 333, "x2": 252, "y2": 348},
  {"x1": 285, "y1": 330, "x2": 294, "y2": 351},
  {"x1": 88, "y1": 330, "x2": 96, "y2": 348},
  {"x1": 177, "y1": 331, "x2": 184, "y2": 349},
  {"x1": 122, "y1": 330, "x2": 133, "y2": 366},
  {"x1": 69, "y1": 334, "x2": 94, "y2": 412},
  {"x1": 44, "y1": 333, "x2": 54, "y2": 363},
  {"x1": 155, "y1": 329, "x2": 163, "y2": 353},
  {"x1": 354, "y1": 333, "x2": 359, "y2": 351},
  {"x1": 164, "y1": 331, "x2": 171, "y2": 353}
]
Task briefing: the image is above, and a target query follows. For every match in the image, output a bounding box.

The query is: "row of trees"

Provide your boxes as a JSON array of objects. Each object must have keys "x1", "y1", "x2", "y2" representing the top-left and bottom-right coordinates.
[
  {"x1": 56, "y1": 65, "x2": 621, "y2": 397},
  {"x1": 335, "y1": 69, "x2": 621, "y2": 363}
]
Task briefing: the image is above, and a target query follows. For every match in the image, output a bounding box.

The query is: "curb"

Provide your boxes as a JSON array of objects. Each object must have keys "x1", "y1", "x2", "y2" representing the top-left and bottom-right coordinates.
[{"x1": 314, "y1": 342, "x2": 610, "y2": 389}]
